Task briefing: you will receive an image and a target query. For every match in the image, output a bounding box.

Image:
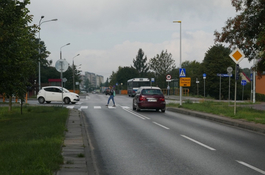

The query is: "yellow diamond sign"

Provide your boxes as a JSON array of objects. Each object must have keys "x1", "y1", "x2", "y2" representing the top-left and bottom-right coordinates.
[{"x1": 229, "y1": 48, "x2": 245, "y2": 64}]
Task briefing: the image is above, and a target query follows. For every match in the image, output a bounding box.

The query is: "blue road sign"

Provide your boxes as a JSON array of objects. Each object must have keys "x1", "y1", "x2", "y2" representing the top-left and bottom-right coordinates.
[
  {"x1": 203, "y1": 73, "x2": 206, "y2": 77},
  {"x1": 241, "y1": 80, "x2": 247, "y2": 86},
  {"x1": 217, "y1": 74, "x2": 233, "y2": 77},
  {"x1": 250, "y1": 73, "x2": 253, "y2": 81},
  {"x1": 179, "y1": 68, "x2": 186, "y2": 77}
]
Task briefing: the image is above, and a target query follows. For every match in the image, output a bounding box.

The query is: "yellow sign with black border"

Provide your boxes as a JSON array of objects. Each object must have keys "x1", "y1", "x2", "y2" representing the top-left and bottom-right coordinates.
[{"x1": 180, "y1": 77, "x2": 191, "y2": 87}]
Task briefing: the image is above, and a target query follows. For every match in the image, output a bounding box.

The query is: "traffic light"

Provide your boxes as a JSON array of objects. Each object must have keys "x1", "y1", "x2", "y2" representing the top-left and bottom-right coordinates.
[{"x1": 236, "y1": 64, "x2": 240, "y2": 80}]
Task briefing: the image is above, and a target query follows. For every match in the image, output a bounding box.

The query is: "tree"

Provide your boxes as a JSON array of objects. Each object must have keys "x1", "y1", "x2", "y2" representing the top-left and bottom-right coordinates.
[
  {"x1": 214, "y1": 0, "x2": 265, "y2": 74},
  {"x1": 116, "y1": 66, "x2": 138, "y2": 90},
  {"x1": 133, "y1": 48, "x2": 149, "y2": 77},
  {"x1": 149, "y1": 50, "x2": 176, "y2": 88},
  {"x1": 202, "y1": 44, "x2": 235, "y2": 99},
  {"x1": 0, "y1": 0, "x2": 39, "y2": 111},
  {"x1": 181, "y1": 61, "x2": 203, "y2": 95}
]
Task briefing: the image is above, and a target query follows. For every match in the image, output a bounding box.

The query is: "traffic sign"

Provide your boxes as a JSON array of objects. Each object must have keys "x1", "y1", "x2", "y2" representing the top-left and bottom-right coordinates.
[
  {"x1": 203, "y1": 73, "x2": 206, "y2": 79},
  {"x1": 179, "y1": 77, "x2": 191, "y2": 87},
  {"x1": 217, "y1": 74, "x2": 232, "y2": 77},
  {"x1": 227, "y1": 67, "x2": 233, "y2": 73},
  {"x1": 166, "y1": 74, "x2": 171, "y2": 80},
  {"x1": 229, "y1": 48, "x2": 245, "y2": 64},
  {"x1": 179, "y1": 68, "x2": 186, "y2": 77},
  {"x1": 241, "y1": 80, "x2": 247, "y2": 86}
]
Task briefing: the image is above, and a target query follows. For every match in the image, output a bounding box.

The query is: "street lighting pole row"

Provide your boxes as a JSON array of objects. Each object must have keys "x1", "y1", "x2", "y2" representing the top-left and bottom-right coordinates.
[{"x1": 38, "y1": 16, "x2": 58, "y2": 91}]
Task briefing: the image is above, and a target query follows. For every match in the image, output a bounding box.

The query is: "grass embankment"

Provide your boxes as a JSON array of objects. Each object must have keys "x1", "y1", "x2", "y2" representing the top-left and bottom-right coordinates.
[
  {"x1": 0, "y1": 106, "x2": 68, "y2": 175},
  {"x1": 167, "y1": 100, "x2": 265, "y2": 124}
]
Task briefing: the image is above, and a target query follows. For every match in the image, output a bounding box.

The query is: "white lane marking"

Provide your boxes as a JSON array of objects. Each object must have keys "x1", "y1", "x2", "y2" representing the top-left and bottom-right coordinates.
[
  {"x1": 236, "y1": 161, "x2": 265, "y2": 175},
  {"x1": 78, "y1": 106, "x2": 88, "y2": 111},
  {"x1": 121, "y1": 106, "x2": 130, "y2": 109},
  {"x1": 86, "y1": 96, "x2": 90, "y2": 100},
  {"x1": 153, "y1": 122, "x2": 170, "y2": 130},
  {"x1": 181, "y1": 135, "x2": 216, "y2": 151},
  {"x1": 66, "y1": 106, "x2": 74, "y2": 109},
  {"x1": 94, "y1": 106, "x2": 101, "y2": 109},
  {"x1": 123, "y1": 108, "x2": 149, "y2": 120}
]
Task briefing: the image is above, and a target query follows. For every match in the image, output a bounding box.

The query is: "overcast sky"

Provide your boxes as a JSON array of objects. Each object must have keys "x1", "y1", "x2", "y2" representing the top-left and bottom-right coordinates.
[{"x1": 27, "y1": 0, "x2": 252, "y2": 81}]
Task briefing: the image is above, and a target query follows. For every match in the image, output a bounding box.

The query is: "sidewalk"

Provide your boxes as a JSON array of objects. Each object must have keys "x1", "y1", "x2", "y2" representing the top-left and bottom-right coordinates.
[{"x1": 56, "y1": 109, "x2": 95, "y2": 175}]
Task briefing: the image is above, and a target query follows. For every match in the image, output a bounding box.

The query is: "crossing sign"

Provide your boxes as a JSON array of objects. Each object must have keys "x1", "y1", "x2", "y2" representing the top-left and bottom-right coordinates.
[{"x1": 179, "y1": 68, "x2": 186, "y2": 77}]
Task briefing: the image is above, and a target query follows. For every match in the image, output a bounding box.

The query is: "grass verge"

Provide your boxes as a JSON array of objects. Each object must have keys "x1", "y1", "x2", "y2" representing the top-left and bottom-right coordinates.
[
  {"x1": 167, "y1": 101, "x2": 265, "y2": 124},
  {"x1": 0, "y1": 106, "x2": 68, "y2": 175}
]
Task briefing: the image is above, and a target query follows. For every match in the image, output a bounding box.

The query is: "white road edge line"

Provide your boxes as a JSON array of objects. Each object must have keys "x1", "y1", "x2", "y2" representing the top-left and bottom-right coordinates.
[
  {"x1": 236, "y1": 160, "x2": 265, "y2": 175},
  {"x1": 181, "y1": 135, "x2": 216, "y2": 151},
  {"x1": 153, "y1": 122, "x2": 170, "y2": 130}
]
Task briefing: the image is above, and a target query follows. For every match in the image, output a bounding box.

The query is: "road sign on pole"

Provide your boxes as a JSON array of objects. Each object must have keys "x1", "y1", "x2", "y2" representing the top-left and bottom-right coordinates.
[
  {"x1": 229, "y1": 48, "x2": 245, "y2": 64},
  {"x1": 179, "y1": 68, "x2": 186, "y2": 77}
]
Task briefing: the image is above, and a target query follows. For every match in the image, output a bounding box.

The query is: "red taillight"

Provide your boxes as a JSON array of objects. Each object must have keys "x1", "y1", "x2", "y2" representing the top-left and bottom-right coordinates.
[
  {"x1": 159, "y1": 97, "x2": 165, "y2": 102},
  {"x1": 139, "y1": 95, "x2": 146, "y2": 101}
]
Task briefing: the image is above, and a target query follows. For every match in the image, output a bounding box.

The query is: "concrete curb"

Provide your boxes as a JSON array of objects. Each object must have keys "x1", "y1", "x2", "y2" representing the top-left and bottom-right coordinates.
[
  {"x1": 167, "y1": 107, "x2": 265, "y2": 134},
  {"x1": 56, "y1": 109, "x2": 90, "y2": 175}
]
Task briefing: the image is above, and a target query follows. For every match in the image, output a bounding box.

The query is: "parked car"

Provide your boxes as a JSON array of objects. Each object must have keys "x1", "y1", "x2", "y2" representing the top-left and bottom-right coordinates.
[
  {"x1": 37, "y1": 86, "x2": 80, "y2": 104},
  {"x1": 132, "y1": 86, "x2": 166, "y2": 112}
]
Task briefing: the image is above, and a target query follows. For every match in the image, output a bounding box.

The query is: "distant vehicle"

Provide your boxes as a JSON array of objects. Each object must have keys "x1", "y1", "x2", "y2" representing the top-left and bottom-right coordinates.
[
  {"x1": 103, "y1": 88, "x2": 110, "y2": 95},
  {"x1": 37, "y1": 86, "x2": 80, "y2": 104},
  {"x1": 132, "y1": 86, "x2": 166, "y2": 112},
  {"x1": 127, "y1": 78, "x2": 150, "y2": 97}
]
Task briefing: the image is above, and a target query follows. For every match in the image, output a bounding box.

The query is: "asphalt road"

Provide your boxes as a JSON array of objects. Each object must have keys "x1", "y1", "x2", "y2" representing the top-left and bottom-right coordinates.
[{"x1": 81, "y1": 94, "x2": 265, "y2": 175}]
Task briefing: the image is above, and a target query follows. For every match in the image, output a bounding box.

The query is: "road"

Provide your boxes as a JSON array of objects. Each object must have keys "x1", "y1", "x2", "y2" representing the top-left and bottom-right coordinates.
[
  {"x1": 80, "y1": 94, "x2": 265, "y2": 175},
  {"x1": 26, "y1": 94, "x2": 265, "y2": 175}
]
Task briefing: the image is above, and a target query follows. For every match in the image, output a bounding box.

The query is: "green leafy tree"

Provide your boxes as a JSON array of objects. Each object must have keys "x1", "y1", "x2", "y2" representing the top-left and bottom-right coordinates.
[
  {"x1": 181, "y1": 61, "x2": 203, "y2": 95},
  {"x1": 149, "y1": 50, "x2": 176, "y2": 88},
  {"x1": 202, "y1": 44, "x2": 236, "y2": 99},
  {"x1": 116, "y1": 66, "x2": 139, "y2": 90},
  {"x1": 0, "y1": 0, "x2": 38, "y2": 111},
  {"x1": 133, "y1": 48, "x2": 149, "y2": 77},
  {"x1": 214, "y1": 0, "x2": 265, "y2": 74}
]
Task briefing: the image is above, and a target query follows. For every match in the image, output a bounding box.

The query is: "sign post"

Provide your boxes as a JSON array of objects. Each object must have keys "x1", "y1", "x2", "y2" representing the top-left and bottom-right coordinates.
[
  {"x1": 229, "y1": 48, "x2": 245, "y2": 114},
  {"x1": 203, "y1": 73, "x2": 206, "y2": 98},
  {"x1": 227, "y1": 67, "x2": 233, "y2": 101},
  {"x1": 241, "y1": 80, "x2": 247, "y2": 100}
]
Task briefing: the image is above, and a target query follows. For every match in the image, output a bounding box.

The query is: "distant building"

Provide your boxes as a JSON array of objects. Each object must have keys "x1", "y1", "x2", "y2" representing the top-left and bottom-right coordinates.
[
  {"x1": 256, "y1": 72, "x2": 265, "y2": 95},
  {"x1": 84, "y1": 72, "x2": 104, "y2": 89}
]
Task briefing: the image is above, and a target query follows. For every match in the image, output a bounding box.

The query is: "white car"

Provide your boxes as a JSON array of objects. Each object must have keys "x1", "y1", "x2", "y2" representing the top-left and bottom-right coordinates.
[{"x1": 37, "y1": 86, "x2": 80, "y2": 104}]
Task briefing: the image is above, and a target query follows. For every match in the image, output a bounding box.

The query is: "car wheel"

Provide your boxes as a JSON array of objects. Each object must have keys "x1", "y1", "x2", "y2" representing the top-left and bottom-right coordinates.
[
  {"x1": 161, "y1": 109, "x2": 165, "y2": 113},
  {"x1": 46, "y1": 101, "x2": 51, "y2": 104},
  {"x1": 38, "y1": 97, "x2": 45, "y2": 104},
  {"x1": 64, "y1": 97, "x2": 70, "y2": 104}
]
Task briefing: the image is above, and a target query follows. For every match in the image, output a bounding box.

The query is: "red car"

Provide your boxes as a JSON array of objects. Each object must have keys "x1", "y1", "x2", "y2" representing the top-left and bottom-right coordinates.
[{"x1": 132, "y1": 86, "x2": 166, "y2": 112}]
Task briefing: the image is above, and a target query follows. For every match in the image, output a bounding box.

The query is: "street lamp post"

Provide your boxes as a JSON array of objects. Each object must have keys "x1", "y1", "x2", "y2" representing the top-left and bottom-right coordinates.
[
  {"x1": 173, "y1": 20, "x2": 182, "y2": 105},
  {"x1": 72, "y1": 54, "x2": 80, "y2": 93},
  {"x1": 38, "y1": 16, "x2": 58, "y2": 91}
]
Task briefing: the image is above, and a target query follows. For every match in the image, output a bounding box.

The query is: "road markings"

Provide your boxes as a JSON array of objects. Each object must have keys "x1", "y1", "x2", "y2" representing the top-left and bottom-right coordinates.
[
  {"x1": 78, "y1": 106, "x2": 88, "y2": 111},
  {"x1": 123, "y1": 108, "x2": 150, "y2": 120},
  {"x1": 181, "y1": 135, "x2": 216, "y2": 151},
  {"x1": 153, "y1": 122, "x2": 170, "y2": 130},
  {"x1": 66, "y1": 106, "x2": 74, "y2": 109},
  {"x1": 94, "y1": 106, "x2": 101, "y2": 109},
  {"x1": 236, "y1": 161, "x2": 265, "y2": 175}
]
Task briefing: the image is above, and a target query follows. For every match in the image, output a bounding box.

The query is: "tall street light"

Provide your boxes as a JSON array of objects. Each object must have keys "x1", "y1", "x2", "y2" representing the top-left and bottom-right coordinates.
[
  {"x1": 38, "y1": 16, "x2": 58, "y2": 91},
  {"x1": 72, "y1": 54, "x2": 80, "y2": 93},
  {"x1": 173, "y1": 20, "x2": 182, "y2": 105}
]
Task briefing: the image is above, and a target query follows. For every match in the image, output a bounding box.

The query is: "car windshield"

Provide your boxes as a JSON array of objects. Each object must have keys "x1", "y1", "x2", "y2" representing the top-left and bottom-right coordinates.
[
  {"x1": 142, "y1": 89, "x2": 162, "y2": 95},
  {"x1": 62, "y1": 88, "x2": 69, "y2": 93}
]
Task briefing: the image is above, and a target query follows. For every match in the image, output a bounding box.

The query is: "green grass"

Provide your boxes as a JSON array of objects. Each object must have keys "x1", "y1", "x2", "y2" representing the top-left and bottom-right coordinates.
[
  {"x1": 167, "y1": 101, "x2": 265, "y2": 124},
  {"x1": 0, "y1": 106, "x2": 69, "y2": 175}
]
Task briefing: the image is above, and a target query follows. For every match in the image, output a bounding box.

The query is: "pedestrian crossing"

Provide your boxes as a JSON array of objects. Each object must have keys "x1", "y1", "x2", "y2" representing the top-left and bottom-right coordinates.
[{"x1": 65, "y1": 104, "x2": 130, "y2": 110}]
